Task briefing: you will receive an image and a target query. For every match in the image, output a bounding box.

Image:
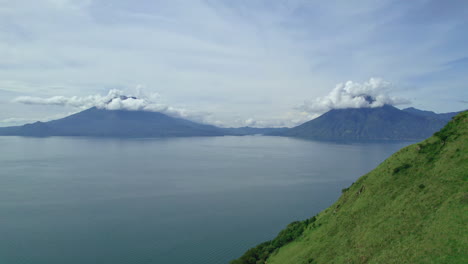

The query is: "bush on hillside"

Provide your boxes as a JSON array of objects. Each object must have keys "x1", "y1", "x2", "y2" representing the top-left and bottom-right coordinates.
[{"x1": 230, "y1": 216, "x2": 317, "y2": 264}]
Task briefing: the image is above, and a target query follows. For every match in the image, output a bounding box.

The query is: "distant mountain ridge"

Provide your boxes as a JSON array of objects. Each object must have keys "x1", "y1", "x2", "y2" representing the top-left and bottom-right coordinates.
[
  {"x1": 0, "y1": 104, "x2": 463, "y2": 139},
  {"x1": 224, "y1": 126, "x2": 288, "y2": 136},
  {"x1": 0, "y1": 107, "x2": 285, "y2": 137},
  {"x1": 272, "y1": 105, "x2": 463, "y2": 141},
  {"x1": 402, "y1": 107, "x2": 460, "y2": 121}
]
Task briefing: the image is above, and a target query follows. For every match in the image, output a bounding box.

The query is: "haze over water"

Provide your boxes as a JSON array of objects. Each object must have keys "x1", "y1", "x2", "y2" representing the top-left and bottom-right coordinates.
[{"x1": 0, "y1": 136, "x2": 411, "y2": 264}]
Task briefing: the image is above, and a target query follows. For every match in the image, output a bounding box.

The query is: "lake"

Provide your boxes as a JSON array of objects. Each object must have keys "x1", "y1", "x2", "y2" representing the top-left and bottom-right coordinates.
[{"x1": 0, "y1": 136, "x2": 412, "y2": 264}]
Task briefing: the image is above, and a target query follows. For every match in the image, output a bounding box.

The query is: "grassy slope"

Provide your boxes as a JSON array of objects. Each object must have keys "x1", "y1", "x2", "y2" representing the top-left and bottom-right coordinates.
[{"x1": 234, "y1": 111, "x2": 467, "y2": 264}]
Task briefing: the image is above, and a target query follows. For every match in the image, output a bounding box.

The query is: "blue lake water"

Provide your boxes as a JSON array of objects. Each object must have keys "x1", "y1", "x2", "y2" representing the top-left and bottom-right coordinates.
[{"x1": 0, "y1": 136, "x2": 412, "y2": 264}]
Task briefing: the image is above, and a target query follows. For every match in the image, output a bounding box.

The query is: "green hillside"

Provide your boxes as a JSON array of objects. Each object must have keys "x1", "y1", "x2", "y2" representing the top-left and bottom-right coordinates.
[{"x1": 232, "y1": 111, "x2": 467, "y2": 264}]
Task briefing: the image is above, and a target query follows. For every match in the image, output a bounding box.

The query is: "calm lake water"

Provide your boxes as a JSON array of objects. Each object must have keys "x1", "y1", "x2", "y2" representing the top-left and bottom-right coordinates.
[{"x1": 0, "y1": 136, "x2": 411, "y2": 264}]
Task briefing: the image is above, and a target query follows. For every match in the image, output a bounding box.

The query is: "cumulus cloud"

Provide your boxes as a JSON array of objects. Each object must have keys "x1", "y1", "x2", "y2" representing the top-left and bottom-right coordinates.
[
  {"x1": 241, "y1": 116, "x2": 304, "y2": 128},
  {"x1": 14, "y1": 90, "x2": 121, "y2": 106},
  {"x1": 12, "y1": 89, "x2": 214, "y2": 124},
  {"x1": 244, "y1": 118, "x2": 256, "y2": 127},
  {"x1": 297, "y1": 78, "x2": 410, "y2": 114},
  {"x1": 10, "y1": 78, "x2": 411, "y2": 128}
]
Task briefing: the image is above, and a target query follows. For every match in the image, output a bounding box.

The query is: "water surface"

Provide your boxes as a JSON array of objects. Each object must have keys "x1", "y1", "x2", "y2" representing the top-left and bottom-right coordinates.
[{"x1": 0, "y1": 136, "x2": 412, "y2": 264}]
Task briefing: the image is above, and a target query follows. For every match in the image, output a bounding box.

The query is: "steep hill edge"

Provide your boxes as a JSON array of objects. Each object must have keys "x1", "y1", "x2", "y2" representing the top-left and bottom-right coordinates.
[{"x1": 232, "y1": 111, "x2": 467, "y2": 264}]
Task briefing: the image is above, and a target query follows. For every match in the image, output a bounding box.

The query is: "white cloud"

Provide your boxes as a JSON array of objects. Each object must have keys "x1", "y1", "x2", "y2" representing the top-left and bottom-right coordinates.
[
  {"x1": 12, "y1": 79, "x2": 411, "y2": 128},
  {"x1": 14, "y1": 89, "x2": 125, "y2": 109},
  {"x1": 297, "y1": 78, "x2": 410, "y2": 114},
  {"x1": 11, "y1": 89, "x2": 307, "y2": 128},
  {"x1": 244, "y1": 118, "x2": 256, "y2": 127},
  {"x1": 12, "y1": 89, "x2": 219, "y2": 125}
]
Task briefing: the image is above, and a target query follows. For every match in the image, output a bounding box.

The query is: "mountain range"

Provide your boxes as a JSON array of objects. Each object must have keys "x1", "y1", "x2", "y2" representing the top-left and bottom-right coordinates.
[
  {"x1": 272, "y1": 105, "x2": 461, "y2": 141},
  {"x1": 0, "y1": 107, "x2": 286, "y2": 137},
  {"x1": 0, "y1": 103, "x2": 462, "y2": 140}
]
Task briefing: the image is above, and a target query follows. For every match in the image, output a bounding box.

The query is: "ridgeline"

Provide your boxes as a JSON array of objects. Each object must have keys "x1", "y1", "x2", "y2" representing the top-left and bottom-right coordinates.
[
  {"x1": 232, "y1": 111, "x2": 467, "y2": 264},
  {"x1": 273, "y1": 105, "x2": 460, "y2": 141},
  {"x1": 0, "y1": 107, "x2": 286, "y2": 137}
]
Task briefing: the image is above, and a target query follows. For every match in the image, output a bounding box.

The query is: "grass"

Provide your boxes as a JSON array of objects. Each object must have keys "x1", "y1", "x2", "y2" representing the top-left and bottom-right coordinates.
[
  {"x1": 232, "y1": 111, "x2": 467, "y2": 264},
  {"x1": 230, "y1": 218, "x2": 317, "y2": 264}
]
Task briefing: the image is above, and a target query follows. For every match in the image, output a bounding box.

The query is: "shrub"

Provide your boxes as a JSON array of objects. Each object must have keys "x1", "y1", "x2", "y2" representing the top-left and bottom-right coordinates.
[
  {"x1": 393, "y1": 163, "x2": 412, "y2": 174},
  {"x1": 230, "y1": 216, "x2": 318, "y2": 264}
]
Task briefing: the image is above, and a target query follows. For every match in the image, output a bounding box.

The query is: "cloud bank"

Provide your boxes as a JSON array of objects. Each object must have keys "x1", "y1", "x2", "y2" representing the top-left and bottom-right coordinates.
[
  {"x1": 11, "y1": 78, "x2": 412, "y2": 128},
  {"x1": 298, "y1": 78, "x2": 410, "y2": 115},
  {"x1": 12, "y1": 89, "x2": 294, "y2": 127},
  {"x1": 13, "y1": 90, "x2": 214, "y2": 124}
]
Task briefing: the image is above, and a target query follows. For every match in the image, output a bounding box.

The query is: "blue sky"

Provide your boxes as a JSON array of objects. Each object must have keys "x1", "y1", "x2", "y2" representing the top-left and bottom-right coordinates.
[{"x1": 1, "y1": 0, "x2": 467, "y2": 127}]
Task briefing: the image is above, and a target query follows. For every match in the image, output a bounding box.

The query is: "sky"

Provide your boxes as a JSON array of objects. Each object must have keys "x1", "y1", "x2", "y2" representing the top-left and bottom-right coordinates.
[{"x1": 1, "y1": 0, "x2": 467, "y2": 127}]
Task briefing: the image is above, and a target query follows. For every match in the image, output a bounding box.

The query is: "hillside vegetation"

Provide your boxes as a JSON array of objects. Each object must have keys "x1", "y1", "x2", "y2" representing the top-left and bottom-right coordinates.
[{"x1": 233, "y1": 111, "x2": 467, "y2": 264}]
